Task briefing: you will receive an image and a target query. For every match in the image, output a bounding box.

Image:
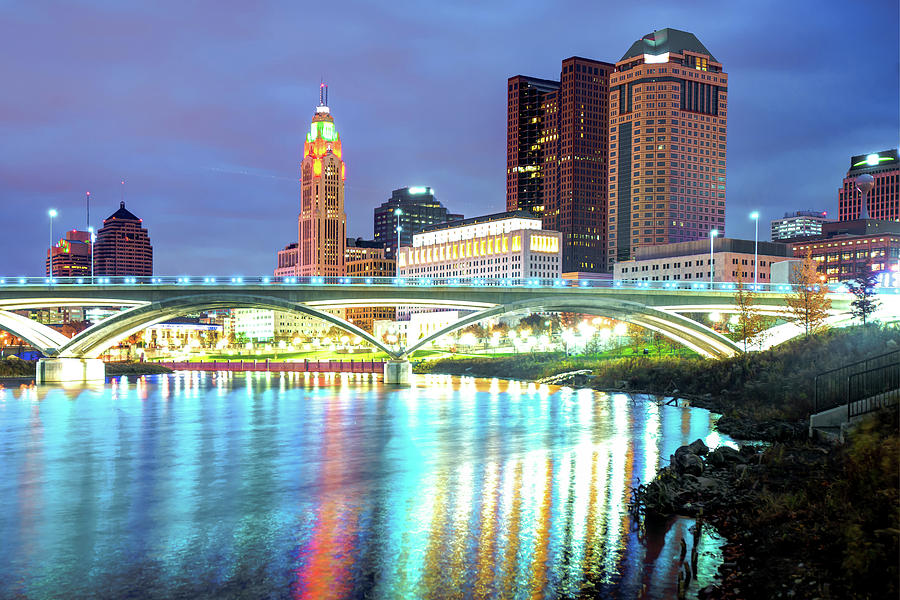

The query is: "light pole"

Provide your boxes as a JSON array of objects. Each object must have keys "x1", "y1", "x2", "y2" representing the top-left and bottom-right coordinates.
[
  {"x1": 88, "y1": 226, "x2": 95, "y2": 282},
  {"x1": 750, "y1": 211, "x2": 759, "y2": 286},
  {"x1": 394, "y1": 207, "x2": 403, "y2": 255},
  {"x1": 709, "y1": 229, "x2": 718, "y2": 285},
  {"x1": 48, "y1": 208, "x2": 57, "y2": 280}
]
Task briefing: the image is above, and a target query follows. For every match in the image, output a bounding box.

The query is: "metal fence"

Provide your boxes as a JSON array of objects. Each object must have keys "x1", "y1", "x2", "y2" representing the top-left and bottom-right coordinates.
[
  {"x1": 158, "y1": 359, "x2": 385, "y2": 374},
  {"x1": 815, "y1": 349, "x2": 900, "y2": 413},
  {"x1": 848, "y1": 363, "x2": 900, "y2": 418}
]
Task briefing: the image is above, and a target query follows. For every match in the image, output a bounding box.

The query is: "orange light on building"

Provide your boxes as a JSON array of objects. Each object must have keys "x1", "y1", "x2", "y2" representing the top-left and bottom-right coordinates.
[{"x1": 313, "y1": 159, "x2": 322, "y2": 177}]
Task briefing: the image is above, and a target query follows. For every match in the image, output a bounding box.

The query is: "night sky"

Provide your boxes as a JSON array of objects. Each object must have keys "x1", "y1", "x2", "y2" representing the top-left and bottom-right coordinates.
[{"x1": 1, "y1": 0, "x2": 897, "y2": 276}]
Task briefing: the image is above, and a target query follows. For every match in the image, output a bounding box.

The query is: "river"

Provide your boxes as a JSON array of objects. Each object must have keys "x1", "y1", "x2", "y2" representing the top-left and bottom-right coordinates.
[{"x1": 0, "y1": 372, "x2": 735, "y2": 599}]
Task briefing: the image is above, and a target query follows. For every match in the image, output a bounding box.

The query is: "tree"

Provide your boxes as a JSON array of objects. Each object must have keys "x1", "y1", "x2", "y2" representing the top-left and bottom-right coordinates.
[
  {"x1": 732, "y1": 272, "x2": 767, "y2": 352},
  {"x1": 845, "y1": 266, "x2": 881, "y2": 324},
  {"x1": 785, "y1": 249, "x2": 832, "y2": 337}
]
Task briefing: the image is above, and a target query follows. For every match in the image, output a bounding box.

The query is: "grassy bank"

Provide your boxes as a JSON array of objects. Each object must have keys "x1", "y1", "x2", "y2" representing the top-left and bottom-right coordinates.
[
  {"x1": 415, "y1": 325, "x2": 898, "y2": 423},
  {"x1": 0, "y1": 359, "x2": 173, "y2": 378}
]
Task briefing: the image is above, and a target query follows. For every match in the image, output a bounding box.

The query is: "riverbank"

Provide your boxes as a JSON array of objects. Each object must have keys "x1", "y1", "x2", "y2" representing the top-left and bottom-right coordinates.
[
  {"x1": 415, "y1": 325, "x2": 898, "y2": 439},
  {"x1": 634, "y1": 409, "x2": 898, "y2": 599},
  {"x1": 0, "y1": 358, "x2": 173, "y2": 378}
]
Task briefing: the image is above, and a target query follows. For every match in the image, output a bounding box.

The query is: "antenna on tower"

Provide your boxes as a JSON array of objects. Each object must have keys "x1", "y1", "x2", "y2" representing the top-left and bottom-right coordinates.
[
  {"x1": 86, "y1": 191, "x2": 90, "y2": 230},
  {"x1": 121, "y1": 180, "x2": 125, "y2": 205},
  {"x1": 319, "y1": 80, "x2": 328, "y2": 106}
]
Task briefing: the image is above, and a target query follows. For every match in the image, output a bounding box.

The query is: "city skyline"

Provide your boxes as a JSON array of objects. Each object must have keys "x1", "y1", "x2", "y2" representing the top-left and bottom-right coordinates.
[{"x1": 0, "y1": 0, "x2": 897, "y2": 275}]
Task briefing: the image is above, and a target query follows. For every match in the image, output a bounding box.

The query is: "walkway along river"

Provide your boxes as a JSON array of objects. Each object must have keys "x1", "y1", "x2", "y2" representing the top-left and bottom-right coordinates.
[{"x1": 0, "y1": 372, "x2": 737, "y2": 599}]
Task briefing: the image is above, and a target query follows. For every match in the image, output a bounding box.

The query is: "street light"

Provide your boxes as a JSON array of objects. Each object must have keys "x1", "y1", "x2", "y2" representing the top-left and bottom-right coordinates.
[
  {"x1": 750, "y1": 211, "x2": 759, "y2": 286},
  {"x1": 393, "y1": 207, "x2": 403, "y2": 255},
  {"x1": 709, "y1": 229, "x2": 718, "y2": 285},
  {"x1": 48, "y1": 208, "x2": 58, "y2": 280},
  {"x1": 88, "y1": 226, "x2": 95, "y2": 282}
]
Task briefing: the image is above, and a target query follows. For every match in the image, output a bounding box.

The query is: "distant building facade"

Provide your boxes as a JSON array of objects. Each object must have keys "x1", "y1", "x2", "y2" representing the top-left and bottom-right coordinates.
[
  {"x1": 373, "y1": 186, "x2": 462, "y2": 259},
  {"x1": 608, "y1": 29, "x2": 728, "y2": 266},
  {"x1": 792, "y1": 219, "x2": 900, "y2": 282},
  {"x1": 274, "y1": 242, "x2": 298, "y2": 277},
  {"x1": 46, "y1": 229, "x2": 91, "y2": 277},
  {"x1": 345, "y1": 238, "x2": 396, "y2": 332},
  {"x1": 93, "y1": 202, "x2": 153, "y2": 276},
  {"x1": 613, "y1": 238, "x2": 792, "y2": 283},
  {"x1": 838, "y1": 149, "x2": 899, "y2": 222},
  {"x1": 770, "y1": 210, "x2": 833, "y2": 242}
]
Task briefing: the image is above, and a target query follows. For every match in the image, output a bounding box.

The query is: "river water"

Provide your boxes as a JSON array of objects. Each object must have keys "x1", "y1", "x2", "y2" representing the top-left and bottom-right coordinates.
[{"x1": 0, "y1": 372, "x2": 734, "y2": 599}]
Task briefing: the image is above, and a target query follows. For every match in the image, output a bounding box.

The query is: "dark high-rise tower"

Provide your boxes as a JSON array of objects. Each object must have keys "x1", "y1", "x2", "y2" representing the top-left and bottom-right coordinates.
[
  {"x1": 507, "y1": 58, "x2": 613, "y2": 273},
  {"x1": 93, "y1": 202, "x2": 153, "y2": 276},
  {"x1": 373, "y1": 187, "x2": 462, "y2": 258},
  {"x1": 607, "y1": 28, "x2": 728, "y2": 266},
  {"x1": 506, "y1": 76, "x2": 560, "y2": 218}
]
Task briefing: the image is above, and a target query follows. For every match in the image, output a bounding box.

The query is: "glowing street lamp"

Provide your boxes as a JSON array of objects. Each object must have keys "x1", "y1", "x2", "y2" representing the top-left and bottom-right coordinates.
[
  {"x1": 88, "y1": 226, "x2": 95, "y2": 282},
  {"x1": 750, "y1": 211, "x2": 759, "y2": 286},
  {"x1": 394, "y1": 207, "x2": 403, "y2": 255},
  {"x1": 47, "y1": 208, "x2": 58, "y2": 280},
  {"x1": 709, "y1": 229, "x2": 719, "y2": 284}
]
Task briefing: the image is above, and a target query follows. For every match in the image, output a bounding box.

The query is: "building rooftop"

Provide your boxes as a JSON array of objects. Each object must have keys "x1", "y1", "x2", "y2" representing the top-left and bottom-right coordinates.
[
  {"x1": 847, "y1": 149, "x2": 899, "y2": 176},
  {"x1": 620, "y1": 28, "x2": 717, "y2": 63},
  {"x1": 418, "y1": 210, "x2": 539, "y2": 233},
  {"x1": 105, "y1": 201, "x2": 141, "y2": 222},
  {"x1": 630, "y1": 237, "x2": 792, "y2": 261}
]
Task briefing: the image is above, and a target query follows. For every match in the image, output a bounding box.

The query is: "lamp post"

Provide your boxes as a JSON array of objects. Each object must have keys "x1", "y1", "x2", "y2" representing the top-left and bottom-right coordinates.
[
  {"x1": 394, "y1": 207, "x2": 403, "y2": 255},
  {"x1": 750, "y1": 211, "x2": 759, "y2": 286},
  {"x1": 709, "y1": 229, "x2": 718, "y2": 286},
  {"x1": 88, "y1": 226, "x2": 95, "y2": 282},
  {"x1": 48, "y1": 208, "x2": 57, "y2": 280}
]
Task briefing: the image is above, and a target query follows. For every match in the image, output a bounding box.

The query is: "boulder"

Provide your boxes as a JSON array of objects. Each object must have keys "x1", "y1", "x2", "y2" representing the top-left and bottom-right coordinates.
[{"x1": 673, "y1": 452, "x2": 704, "y2": 476}]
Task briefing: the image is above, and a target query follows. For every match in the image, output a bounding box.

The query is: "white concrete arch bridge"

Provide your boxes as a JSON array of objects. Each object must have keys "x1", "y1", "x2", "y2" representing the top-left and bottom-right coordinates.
[{"x1": 0, "y1": 275, "x2": 890, "y2": 383}]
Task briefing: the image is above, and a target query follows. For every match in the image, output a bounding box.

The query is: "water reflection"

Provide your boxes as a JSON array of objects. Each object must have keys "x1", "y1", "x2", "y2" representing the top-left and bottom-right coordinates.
[{"x1": 0, "y1": 373, "x2": 730, "y2": 599}]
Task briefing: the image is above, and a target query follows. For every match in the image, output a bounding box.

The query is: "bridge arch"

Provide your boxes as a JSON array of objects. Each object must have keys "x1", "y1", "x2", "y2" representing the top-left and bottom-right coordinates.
[
  {"x1": 56, "y1": 294, "x2": 399, "y2": 359},
  {"x1": 403, "y1": 296, "x2": 742, "y2": 359},
  {"x1": 0, "y1": 310, "x2": 71, "y2": 355}
]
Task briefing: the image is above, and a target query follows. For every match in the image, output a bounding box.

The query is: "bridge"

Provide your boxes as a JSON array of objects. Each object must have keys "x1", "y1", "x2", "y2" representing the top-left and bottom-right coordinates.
[{"x1": 0, "y1": 275, "x2": 893, "y2": 383}]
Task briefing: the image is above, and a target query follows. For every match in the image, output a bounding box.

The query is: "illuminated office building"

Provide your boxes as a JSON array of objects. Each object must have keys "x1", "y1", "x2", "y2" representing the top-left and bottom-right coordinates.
[
  {"x1": 770, "y1": 210, "x2": 832, "y2": 242},
  {"x1": 608, "y1": 28, "x2": 728, "y2": 266},
  {"x1": 345, "y1": 238, "x2": 396, "y2": 332},
  {"x1": 397, "y1": 211, "x2": 562, "y2": 280},
  {"x1": 93, "y1": 202, "x2": 153, "y2": 276},
  {"x1": 508, "y1": 57, "x2": 614, "y2": 273},
  {"x1": 46, "y1": 229, "x2": 91, "y2": 277},
  {"x1": 838, "y1": 149, "x2": 899, "y2": 222}
]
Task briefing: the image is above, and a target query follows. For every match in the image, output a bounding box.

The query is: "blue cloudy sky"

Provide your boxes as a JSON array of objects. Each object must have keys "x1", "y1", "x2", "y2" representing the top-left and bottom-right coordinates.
[{"x1": 0, "y1": 0, "x2": 897, "y2": 275}]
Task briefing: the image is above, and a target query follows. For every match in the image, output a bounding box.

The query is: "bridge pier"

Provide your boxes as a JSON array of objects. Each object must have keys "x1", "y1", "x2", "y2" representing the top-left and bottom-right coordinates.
[
  {"x1": 36, "y1": 358, "x2": 105, "y2": 384},
  {"x1": 383, "y1": 360, "x2": 411, "y2": 385}
]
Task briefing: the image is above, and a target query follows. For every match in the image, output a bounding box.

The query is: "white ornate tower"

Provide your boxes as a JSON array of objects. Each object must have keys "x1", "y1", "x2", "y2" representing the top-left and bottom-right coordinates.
[{"x1": 298, "y1": 83, "x2": 346, "y2": 276}]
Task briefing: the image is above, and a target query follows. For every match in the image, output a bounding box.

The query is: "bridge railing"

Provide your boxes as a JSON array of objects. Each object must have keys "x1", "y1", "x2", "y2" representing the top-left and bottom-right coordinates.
[{"x1": 1, "y1": 274, "x2": 893, "y2": 294}]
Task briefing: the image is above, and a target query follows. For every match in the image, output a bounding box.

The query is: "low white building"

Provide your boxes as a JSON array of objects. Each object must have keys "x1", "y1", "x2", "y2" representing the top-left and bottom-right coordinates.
[
  {"x1": 397, "y1": 211, "x2": 563, "y2": 281},
  {"x1": 613, "y1": 238, "x2": 793, "y2": 284},
  {"x1": 228, "y1": 309, "x2": 332, "y2": 342}
]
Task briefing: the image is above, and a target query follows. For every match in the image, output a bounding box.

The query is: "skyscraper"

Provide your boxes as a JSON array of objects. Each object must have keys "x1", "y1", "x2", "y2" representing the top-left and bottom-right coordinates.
[
  {"x1": 506, "y1": 75, "x2": 559, "y2": 218},
  {"x1": 46, "y1": 229, "x2": 91, "y2": 277},
  {"x1": 373, "y1": 187, "x2": 462, "y2": 259},
  {"x1": 93, "y1": 202, "x2": 153, "y2": 276},
  {"x1": 298, "y1": 83, "x2": 346, "y2": 276},
  {"x1": 838, "y1": 149, "x2": 899, "y2": 221},
  {"x1": 507, "y1": 58, "x2": 614, "y2": 273},
  {"x1": 607, "y1": 28, "x2": 728, "y2": 266}
]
